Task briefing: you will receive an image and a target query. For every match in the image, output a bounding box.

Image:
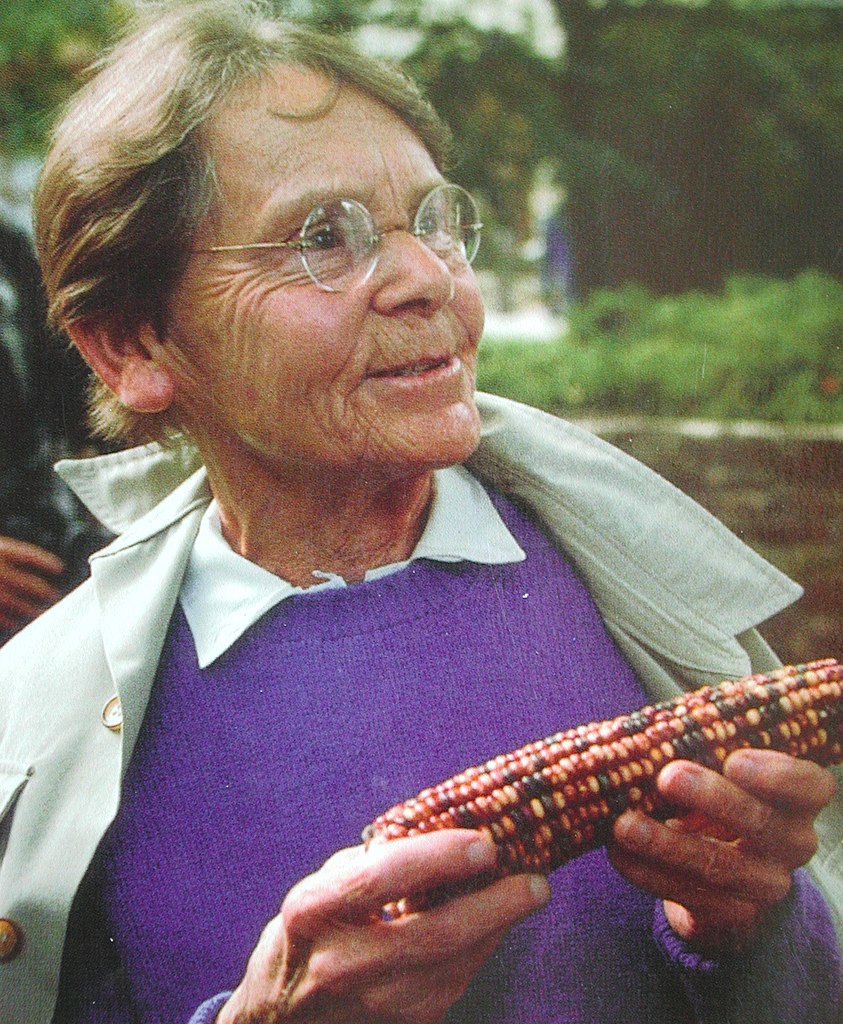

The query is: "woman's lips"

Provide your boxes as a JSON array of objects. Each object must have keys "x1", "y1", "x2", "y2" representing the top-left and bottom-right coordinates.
[
  {"x1": 366, "y1": 355, "x2": 453, "y2": 380},
  {"x1": 363, "y1": 355, "x2": 468, "y2": 407}
]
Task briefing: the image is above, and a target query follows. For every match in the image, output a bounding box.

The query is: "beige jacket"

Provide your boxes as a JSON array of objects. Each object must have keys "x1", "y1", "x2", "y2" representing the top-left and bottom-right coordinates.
[{"x1": 0, "y1": 393, "x2": 839, "y2": 1023}]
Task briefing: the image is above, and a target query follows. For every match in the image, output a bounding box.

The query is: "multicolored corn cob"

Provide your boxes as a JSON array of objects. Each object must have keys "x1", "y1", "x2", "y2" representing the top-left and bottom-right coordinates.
[{"x1": 363, "y1": 660, "x2": 843, "y2": 910}]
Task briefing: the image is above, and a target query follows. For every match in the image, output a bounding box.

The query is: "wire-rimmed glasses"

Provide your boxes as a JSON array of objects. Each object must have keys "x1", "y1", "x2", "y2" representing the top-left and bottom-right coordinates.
[{"x1": 193, "y1": 183, "x2": 482, "y2": 292}]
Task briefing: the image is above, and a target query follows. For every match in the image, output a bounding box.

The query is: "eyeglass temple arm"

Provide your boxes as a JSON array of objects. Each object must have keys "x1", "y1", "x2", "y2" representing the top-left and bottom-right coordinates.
[{"x1": 193, "y1": 240, "x2": 309, "y2": 254}]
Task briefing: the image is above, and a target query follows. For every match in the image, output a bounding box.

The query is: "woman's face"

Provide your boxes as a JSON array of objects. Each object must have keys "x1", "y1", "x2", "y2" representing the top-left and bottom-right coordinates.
[{"x1": 164, "y1": 66, "x2": 485, "y2": 484}]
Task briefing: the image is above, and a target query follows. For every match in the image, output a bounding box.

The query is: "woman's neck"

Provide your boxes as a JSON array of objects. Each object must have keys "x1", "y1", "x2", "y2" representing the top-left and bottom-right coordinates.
[{"x1": 202, "y1": 443, "x2": 434, "y2": 588}]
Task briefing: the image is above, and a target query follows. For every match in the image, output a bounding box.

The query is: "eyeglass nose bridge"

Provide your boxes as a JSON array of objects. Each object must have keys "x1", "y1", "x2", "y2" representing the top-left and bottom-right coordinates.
[
  {"x1": 368, "y1": 224, "x2": 456, "y2": 281},
  {"x1": 374, "y1": 220, "x2": 468, "y2": 265}
]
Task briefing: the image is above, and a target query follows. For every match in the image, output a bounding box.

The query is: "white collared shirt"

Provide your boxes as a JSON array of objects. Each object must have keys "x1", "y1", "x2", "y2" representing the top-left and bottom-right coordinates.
[{"x1": 180, "y1": 464, "x2": 525, "y2": 667}]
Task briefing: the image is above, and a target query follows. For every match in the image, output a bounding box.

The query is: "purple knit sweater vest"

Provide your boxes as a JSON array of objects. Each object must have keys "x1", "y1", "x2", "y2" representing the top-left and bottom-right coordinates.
[{"x1": 54, "y1": 490, "x2": 842, "y2": 1023}]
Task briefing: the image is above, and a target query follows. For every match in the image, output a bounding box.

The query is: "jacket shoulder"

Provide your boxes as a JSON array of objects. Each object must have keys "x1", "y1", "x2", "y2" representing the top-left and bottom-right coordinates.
[{"x1": 471, "y1": 394, "x2": 802, "y2": 680}]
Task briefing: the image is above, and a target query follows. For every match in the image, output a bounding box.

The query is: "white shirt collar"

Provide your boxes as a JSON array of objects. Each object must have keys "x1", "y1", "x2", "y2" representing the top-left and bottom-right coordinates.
[{"x1": 180, "y1": 464, "x2": 525, "y2": 667}]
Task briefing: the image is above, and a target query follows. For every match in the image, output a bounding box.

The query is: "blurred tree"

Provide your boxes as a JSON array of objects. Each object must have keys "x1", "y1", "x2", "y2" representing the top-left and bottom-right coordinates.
[
  {"x1": 292, "y1": 0, "x2": 843, "y2": 293},
  {"x1": 550, "y1": 0, "x2": 843, "y2": 292},
  {"x1": 405, "y1": 21, "x2": 567, "y2": 290}
]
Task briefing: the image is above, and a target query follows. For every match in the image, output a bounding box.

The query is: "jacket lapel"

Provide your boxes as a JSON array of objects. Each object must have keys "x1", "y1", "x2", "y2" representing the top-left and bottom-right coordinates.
[{"x1": 88, "y1": 470, "x2": 210, "y2": 768}]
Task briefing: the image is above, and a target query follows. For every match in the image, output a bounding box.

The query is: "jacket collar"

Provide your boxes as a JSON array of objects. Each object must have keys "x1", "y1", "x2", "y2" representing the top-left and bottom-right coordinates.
[
  {"x1": 56, "y1": 441, "x2": 204, "y2": 536},
  {"x1": 55, "y1": 393, "x2": 801, "y2": 680}
]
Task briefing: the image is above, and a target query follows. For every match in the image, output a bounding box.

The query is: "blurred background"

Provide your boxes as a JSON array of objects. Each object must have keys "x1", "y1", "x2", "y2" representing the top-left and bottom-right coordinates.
[{"x1": 0, "y1": 0, "x2": 840, "y2": 658}]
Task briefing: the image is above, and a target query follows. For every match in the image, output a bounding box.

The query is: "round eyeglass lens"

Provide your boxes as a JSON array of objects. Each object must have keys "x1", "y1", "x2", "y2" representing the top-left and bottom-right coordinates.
[
  {"x1": 300, "y1": 198, "x2": 378, "y2": 291},
  {"x1": 414, "y1": 184, "x2": 482, "y2": 267}
]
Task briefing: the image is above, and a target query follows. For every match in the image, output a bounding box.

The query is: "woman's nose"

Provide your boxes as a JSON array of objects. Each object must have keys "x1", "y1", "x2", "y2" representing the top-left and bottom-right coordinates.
[{"x1": 367, "y1": 230, "x2": 455, "y2": 317}]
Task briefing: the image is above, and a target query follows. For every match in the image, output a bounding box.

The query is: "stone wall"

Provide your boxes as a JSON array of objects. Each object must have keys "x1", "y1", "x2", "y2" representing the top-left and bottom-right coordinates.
[{"x1": 577, "y1": 418, "x2": 843, "y2": 666}]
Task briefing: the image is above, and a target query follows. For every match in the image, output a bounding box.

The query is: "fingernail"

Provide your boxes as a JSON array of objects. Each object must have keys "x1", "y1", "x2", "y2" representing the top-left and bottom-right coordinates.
[
  {"x1": 729, "y1": 750, "x2": 759, "y2": 780},
  {"x1": 662, "y1": 760, "x2": 702, "y2": 799},
  {"x1": 529, "y1": 875, "x2": 551, "y2": 906},
  {"x1": 617, "y1": 813, "x2": 651, "y2": 848},
  {"x1": 467, "y1": 837, "x2": 497, "y2": 868}
]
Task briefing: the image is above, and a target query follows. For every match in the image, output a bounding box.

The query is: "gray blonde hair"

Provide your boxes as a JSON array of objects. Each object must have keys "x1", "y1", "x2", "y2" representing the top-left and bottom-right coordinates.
[{"x1": 34, "y1": 0, "x2": 452, "y2": 443}]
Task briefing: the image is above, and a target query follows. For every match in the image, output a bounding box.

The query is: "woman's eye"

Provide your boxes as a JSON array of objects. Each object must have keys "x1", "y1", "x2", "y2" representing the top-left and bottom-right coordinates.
[
  {"x1": 303, "y1": 222, "x2": 341, "y2": 251},
  {"x1": 416, "y1": 214, "x2": 438, "y2": 238}
]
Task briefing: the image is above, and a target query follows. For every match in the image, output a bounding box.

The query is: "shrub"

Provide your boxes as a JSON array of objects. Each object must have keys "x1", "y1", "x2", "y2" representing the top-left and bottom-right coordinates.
[{"x1": 477, "y1": 270, "x2": 843, "y2": 423}]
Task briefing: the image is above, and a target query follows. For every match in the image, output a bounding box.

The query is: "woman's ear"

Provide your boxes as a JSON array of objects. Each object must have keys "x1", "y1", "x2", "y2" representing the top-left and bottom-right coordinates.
[{"x1": 66, "y1": 318, "x2": 176, "y2": 414}]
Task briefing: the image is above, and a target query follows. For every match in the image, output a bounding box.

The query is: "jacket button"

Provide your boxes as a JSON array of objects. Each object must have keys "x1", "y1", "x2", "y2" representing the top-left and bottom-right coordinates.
[
  {"x1": 0, "y1": 919, "x2": 22, "y2": 961},
  {"x1": 101, "y1": 695, "x2": 123, "y2": 732}
]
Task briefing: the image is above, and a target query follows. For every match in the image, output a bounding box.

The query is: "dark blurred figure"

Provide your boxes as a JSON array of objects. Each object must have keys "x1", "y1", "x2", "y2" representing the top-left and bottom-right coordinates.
[
  {"x1": 0, "y1": 206, "x2": 109, "y2": 642},
  {"x1": 540, "y1": 207, "x2": 575, "y2": 315}
]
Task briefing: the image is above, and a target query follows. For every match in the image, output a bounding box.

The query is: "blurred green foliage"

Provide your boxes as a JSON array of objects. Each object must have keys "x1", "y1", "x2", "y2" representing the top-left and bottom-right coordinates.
[
  {"x1": 0, "y1": 0, "x2": 125, "y2": 153},
  {"x1": 477, "y1": 271, "x2": 843, "y2": 423},
  {"x1": 406, "y1": 24, "x2": 565, "y2": 239},
  {"x1": 283, "y1": 0, "x2": 843, "y2": 291}
]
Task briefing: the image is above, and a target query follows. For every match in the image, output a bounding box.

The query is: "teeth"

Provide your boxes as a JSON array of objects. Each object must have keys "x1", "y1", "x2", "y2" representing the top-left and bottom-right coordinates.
[
  {"x1": 398, "y1": 362, "x2": 435, "y2": 377},
  {"x1": 381, "y1": 357, "x2": 447, "y2": 378}
]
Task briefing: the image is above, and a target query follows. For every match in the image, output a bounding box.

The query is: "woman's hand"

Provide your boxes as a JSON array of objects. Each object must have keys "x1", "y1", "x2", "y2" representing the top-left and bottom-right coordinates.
[
  {"x1": 0, "y1": 536, "x2": 64, "y2": 632},
  {"x1": 609, "y1": 748, "x2": 837, "y2": 952},
  {"x1": 217, "y1": 829, "x2": 550, "y2": 1024}
]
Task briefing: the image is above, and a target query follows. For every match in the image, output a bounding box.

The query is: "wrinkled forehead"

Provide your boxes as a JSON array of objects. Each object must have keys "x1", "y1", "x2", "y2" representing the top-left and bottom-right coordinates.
[
  {"x1": 200, "y1": 65, "x2": 338, "y2": 177},
  {"x1": 212, "y1": 63, "x2": 341, "y2": 133},
  {"x1": 199, "y1": 64, "x2": 438, "y2": 221}
]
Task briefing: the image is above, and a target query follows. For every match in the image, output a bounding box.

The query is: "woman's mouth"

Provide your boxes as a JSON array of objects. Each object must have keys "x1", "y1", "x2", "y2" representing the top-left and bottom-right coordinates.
[{"x1": 367, "y1": 355, "x2": 454, "y2": 380}]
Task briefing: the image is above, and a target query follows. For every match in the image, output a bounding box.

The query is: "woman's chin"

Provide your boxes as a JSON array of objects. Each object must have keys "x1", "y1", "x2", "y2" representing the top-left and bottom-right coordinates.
[{"x1": 390, "y1": 395, "x2": 482, "y2": 473}]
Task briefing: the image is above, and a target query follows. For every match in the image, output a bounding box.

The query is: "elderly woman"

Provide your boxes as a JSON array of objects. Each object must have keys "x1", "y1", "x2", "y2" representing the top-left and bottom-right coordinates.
[{"x1": 0, "y1": 3, "x2": 840, "y2": 1023}]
